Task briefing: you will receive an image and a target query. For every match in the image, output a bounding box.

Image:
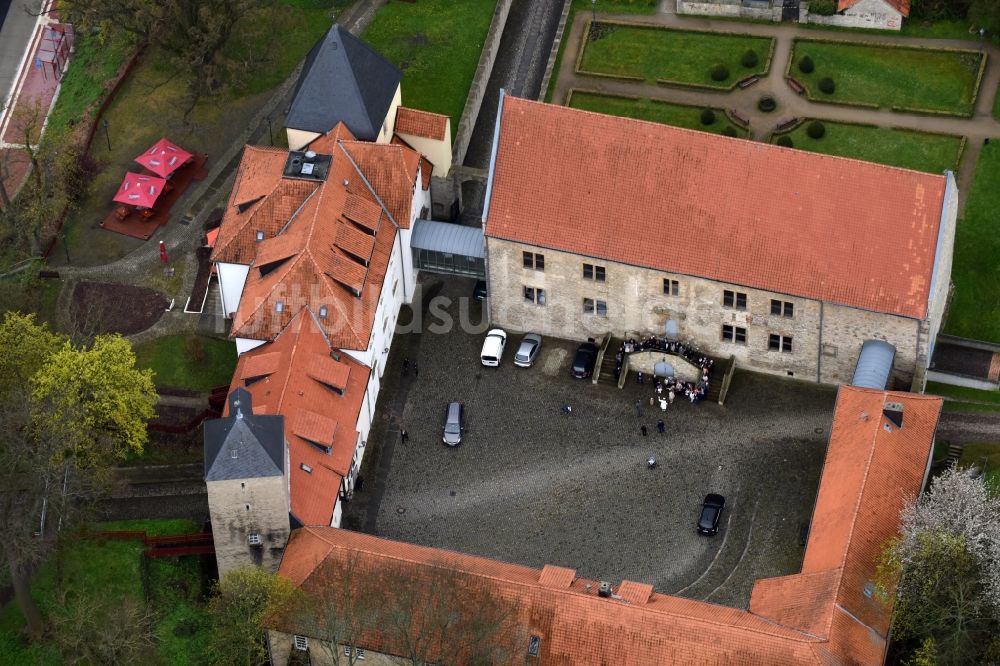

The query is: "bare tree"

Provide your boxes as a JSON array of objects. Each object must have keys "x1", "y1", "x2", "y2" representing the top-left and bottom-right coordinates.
[
  {"x1": 308, "y1": 553, "x2": 386, "y2": 666},
  {"x1": 50, "y1": 594, "x2": 156, "y2": 664}
]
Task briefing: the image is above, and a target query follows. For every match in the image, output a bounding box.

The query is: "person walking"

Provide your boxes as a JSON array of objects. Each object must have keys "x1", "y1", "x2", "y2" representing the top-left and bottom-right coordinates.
[
  {"x1": 402, "y1": 358, "x2": 409, "y2": 375},
  {"x1": 400, "y1": 429, "x2": 409, "y2": 444},
  {"x1": 634, "y1": 400, "x2": 642, "y2": 417},
  {"x1": 641, "y1": 424, "x2": 648, "y2": 437},
  {"x1": 413, "y1": 360, "x2": 419, "y2": 377},
  {"x1": 657, "y1": 419, "x2": 665, "y2": 434},
  {"x1": 637, "y1": 371, "x2": 644, "y2": 385}
]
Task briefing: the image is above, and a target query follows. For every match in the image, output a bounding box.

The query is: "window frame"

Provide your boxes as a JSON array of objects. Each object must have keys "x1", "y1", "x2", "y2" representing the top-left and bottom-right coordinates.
[
  {"x1": 723, "y1": 290, "x2": 747, "y2": 310},
  {"x1": 769, "y1": 333, "x2": 793, "y2": 353},
  {"x1": 582, "y1": 263, "x2": 606, "y2": 282},
  {"x1": 293, "y1": 635, "x2": 309, "y2": 651},
  {"x1": 583, "y1": 297, "x2": 595, "y2": 314},
  {"x1": 722, "y1": 324, "x2": 747, "y2": 345},
  {"x1": 770, "y1": 299, "x2": 794, "y2": 318},
  {"x1": 523, "y1": 251, "x2": 545, "y2": 271},
  {"x1": 663, "y1": 279, "x2": 679, "y2": 296},
  {"x1": 523, "y1": 286, "x2": 546, "y2": 305}
]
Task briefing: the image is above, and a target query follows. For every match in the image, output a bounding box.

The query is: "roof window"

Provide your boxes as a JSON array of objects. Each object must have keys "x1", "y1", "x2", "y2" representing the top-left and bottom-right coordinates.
[
  {"x1": 319, "y1": 305, "x2": 328, "y2": 318},
  {"x1": 301, "y1": 463, "x2": 313, "y2": 473},
  {"x1": 276, "y1": 301, "x2": 284, "y2": 313},
  {"x1": 255, "y1": 230, "x2": 265, "y2": 241}
]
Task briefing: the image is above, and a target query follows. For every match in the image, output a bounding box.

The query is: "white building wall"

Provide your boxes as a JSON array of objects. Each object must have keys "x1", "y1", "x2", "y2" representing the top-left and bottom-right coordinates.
[
  {"x1": 377, "y1": 85, "x2": 403, "y2": 145},
  {"x1": 807, "y1": 0, "x2": 903, "y2": 29},
  {"x1": 218, "y1": 262, "x2": 250, "y2": 319},
  {"x1": 286, "y1": 128, "x2": 322, "y2": 151},
  {"x1": 236, "y1": 338, "x2": 267, "y2": 355},
  {"x1": 396, "y1": 128, "x2": 453, "y2": 177}
]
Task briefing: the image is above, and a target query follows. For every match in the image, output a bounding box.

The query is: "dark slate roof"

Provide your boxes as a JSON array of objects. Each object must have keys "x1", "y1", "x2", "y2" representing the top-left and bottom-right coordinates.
[
  {"x1": 204, "y1": 388, "x2": 285, "y2": 481},
  {"x1": 285, "y1": 24, "x2": 402, "y2": 141}
]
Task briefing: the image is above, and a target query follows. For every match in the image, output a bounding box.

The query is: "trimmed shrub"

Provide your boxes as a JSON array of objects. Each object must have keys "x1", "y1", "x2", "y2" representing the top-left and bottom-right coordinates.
[
  {"x1": 700, "y1": 109, "x2": 716, "y2": 126},
  {"x1": 722, "y1": 126, "x2": 739, "y2": 138},
  {"x1": 799, "y1": 55, "x2": 815, "y2": 74},
  {"x1": 776, "y1": 135, "x2": 794, "y2": 148},
  {"x1": 818, "y1": 77, "x2": 836, "y2": 94},
  {"x1": 807, "y1": 121, "x2": 826, "y2": 139},
  {"x1": 710, "y1": 64, "x2": 729, "y2": 82},
  {"x1": 741, "y1": 49, "x2": 759, "y2": 68},
  {"x1": 810, "y1": 0, "x2": 837, "y2": 14},
  {"x1": 757, "y1": 95, "x2": 777, "y2": 113}
]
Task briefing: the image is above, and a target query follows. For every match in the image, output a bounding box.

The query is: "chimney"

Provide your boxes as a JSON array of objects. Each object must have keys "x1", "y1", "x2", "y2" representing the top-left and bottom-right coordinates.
[
  {"x1": 883, "y1": 400, "x2": 904, "y2": 429},
  {"x1": 598, "y1": 581, "x2": 612, "y2": 598}
]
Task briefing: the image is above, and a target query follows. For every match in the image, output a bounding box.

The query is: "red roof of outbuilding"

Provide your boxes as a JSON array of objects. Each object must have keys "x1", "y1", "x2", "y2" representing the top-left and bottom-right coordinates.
[
  {"x1": 228, "y1": 310, "x2": 369, "y2": 526},
  {"x1": 275, "y1": 387, "x2": 942, "y2": 664},
  {"x1": 485, "y1": 97, "x2": 947, "y2": 319},
  {"x1": 394, "y1": 106, "x2": 449, "y2": 141}
]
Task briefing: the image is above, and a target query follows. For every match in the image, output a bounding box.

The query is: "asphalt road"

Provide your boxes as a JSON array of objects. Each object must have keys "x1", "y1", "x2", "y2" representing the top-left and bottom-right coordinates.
[{"x1": 0, "y1": 0, "x2": 41, "y2": 110}]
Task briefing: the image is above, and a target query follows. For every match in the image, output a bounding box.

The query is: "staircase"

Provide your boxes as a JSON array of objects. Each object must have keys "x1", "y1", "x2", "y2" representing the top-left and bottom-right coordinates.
[
  {"x1": 598, "y1": 337, "x2": 624, "y2": 387},
  {"x1": 704, "y1": 354, "x2": 732, "y2": 403}
]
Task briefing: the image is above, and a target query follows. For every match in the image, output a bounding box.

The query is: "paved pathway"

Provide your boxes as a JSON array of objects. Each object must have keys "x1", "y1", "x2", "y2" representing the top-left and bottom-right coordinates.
[{"x1": 553, "y1": 11, "x2": 1000, "y2": 209}]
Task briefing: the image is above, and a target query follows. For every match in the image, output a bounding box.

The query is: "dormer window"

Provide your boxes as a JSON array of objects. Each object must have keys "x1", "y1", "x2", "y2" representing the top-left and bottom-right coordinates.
[
  {"x1": 319, "y1": 305, "x2": 328, "y2": 318},
  {"x1": 276, "y1": 301, "x2": 284, "y2": 313},
  {"x1": 255, "y1": 230, "x2": 264, "y2": 241},
  {"x1": 301, "y1": 463, "x2": 312, "y2": 473}
]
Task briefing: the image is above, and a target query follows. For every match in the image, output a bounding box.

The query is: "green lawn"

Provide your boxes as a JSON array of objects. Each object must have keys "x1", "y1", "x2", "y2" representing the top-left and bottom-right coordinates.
[
  {"x1": 772, "y1": 121, "x2": 962, "y2": 174},
  {"x1": 946, "y1": 142, "x2": 1000, "y2": 342},
  {"x1": 958, "y1": 443, "x2": 1000, "y2": 489},
  {"x1": 0, "y1": 278, "x2": 64, "y2": 329},
  {"x1": 0, "y1": 519, "x2": 209, "y2": 665},
  {"x1": 134, "y1": 334, "x2": 237, "y2": 391},
  {"x1": 791, "y1": 39, "x2": 983, "y2": 115},
  {"x1": 363, "y1": 0, "x2": 497, "y2": 132},
  {"x1": 568, "y1": 91, "x2": 748, "y2": 137},
  {"x1": 579, "y1": 24, "x2": 773, "y2": 87},
  {"x1": 545, "y1": 0, "x2": 658, "y2": 102},
  {"x1": 927, "y1": 382, "x2": 1000, "y2": 413}
]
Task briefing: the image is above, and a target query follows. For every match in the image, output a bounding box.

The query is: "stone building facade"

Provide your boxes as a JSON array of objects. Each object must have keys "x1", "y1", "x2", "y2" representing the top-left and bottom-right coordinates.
[{"x1": 483, "y1": 95, "x2": 957, "y2": 390}]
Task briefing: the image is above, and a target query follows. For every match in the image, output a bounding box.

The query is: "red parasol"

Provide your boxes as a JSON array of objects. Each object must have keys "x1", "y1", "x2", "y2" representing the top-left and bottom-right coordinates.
[
  {"x1": 112, "y1": 172, "x2": 166, "y2": 208},
  {"x1": 135, "y1": 138, "x2": 193, "y2": 179},
  {"x1": 159, "y1": 241, "x2": 169, "y2": 265}
]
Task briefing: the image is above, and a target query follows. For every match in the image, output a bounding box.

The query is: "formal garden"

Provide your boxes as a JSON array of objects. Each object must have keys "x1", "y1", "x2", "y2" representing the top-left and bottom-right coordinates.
[
  {"x1": 789, "y1": 39, "x2": 986, "y2": 116},
  {"x1": 578, "y1": 23, "x2": 774, "y2": 88},
  {"x1": 568, "y1": 91, "x2": 748, "y2": 137},
  {"x1": 770, "y1": 121, "x2": 964, "y2": 174}
]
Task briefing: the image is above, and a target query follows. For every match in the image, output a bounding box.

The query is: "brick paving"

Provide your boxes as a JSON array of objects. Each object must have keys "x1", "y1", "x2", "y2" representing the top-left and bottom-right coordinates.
[{"x1": 364, "y1": 275, "x2": 836, "y2": 609}]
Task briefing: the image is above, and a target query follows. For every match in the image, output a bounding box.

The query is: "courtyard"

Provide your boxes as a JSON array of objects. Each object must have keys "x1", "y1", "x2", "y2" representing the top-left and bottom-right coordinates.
[{"x1": 359, "y1": 276, "x2": 836, "y2": 609}]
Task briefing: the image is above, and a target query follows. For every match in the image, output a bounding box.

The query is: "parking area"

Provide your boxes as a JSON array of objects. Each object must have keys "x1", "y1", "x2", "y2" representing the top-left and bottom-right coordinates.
[{"x1": 367, "y1": 275, "x2": 837, "y2": 609}]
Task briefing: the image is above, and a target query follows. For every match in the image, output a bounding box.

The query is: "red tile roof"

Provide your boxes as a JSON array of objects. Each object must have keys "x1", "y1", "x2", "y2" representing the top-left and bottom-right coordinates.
[
  {"x1": 275, "y1": 387, "x2": 942, "y2": 664},
  {"x1": 485, "y1": 97, "x2": 947, "y2": 319},
  {"x1": 395, "y1": 106, "x2": 449, "y2": 141},
  {"x1": 391, "y1": 134, "x2": 433, "y2": 190},
  {"x1": 228, "y1": 310, "x2": 369, "y2": 526},
  {"x1": 221, "y1": 133, "x2": 413, "y2": 349},
  {"x1": 838, "y1": 0, "x2": 910, "y2": 16}
]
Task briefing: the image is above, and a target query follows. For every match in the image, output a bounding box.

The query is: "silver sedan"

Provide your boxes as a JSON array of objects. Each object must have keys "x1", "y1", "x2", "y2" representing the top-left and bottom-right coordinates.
[{"x1": 513, "y1": 333, "x2": 542, "y2": 367}]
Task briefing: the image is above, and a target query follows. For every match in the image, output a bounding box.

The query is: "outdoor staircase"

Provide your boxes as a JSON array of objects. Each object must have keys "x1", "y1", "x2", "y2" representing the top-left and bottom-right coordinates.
[
  {"x1": 704, "y1": 354, "x2": 732, "y2": 403},
  {"x1": 943, "y1": 442, "x2": 964, "y2": 467},
  {"x1": 598, "y1": 337, "x2": 624, "y2": 387}
]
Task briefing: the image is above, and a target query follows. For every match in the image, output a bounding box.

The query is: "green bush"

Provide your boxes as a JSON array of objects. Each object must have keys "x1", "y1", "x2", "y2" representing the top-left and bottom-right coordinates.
[
  {"x1": 776, "y1": 135, "x2": 794, "y2": 148},
  {"x1": 722, "y1": 126, "x2": 739, "y2": 137},
  {"x1": 741, "y1": 49, "x2": 759, "y2": 68},
  {"x1": 810, "y1": 0, "x2": 837, "y2": 15},
  {"x1": 799, "y1": 55, "x2": 815, "y2": 74},
  {"x1": 818, "y1": 76, "x2": 836, "y2": 94},
  {"x1": 710, "y1": 64, "x2": 729, "y2": 82},
  {"x1": 807, "y1": 121, "x2": 826, "y2": 139},
  {"x1": 700, "y1": 109, "x2": 717, "y2": 125}
]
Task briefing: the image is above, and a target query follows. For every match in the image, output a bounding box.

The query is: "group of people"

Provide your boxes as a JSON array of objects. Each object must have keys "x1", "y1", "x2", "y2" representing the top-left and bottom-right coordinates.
[{"x1": 616, "y1": 335, "x2": 715, "y2": 409}]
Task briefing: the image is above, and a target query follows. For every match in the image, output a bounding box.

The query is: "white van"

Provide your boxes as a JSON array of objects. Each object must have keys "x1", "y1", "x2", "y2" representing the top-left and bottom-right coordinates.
[{"x1": 480, "y1": 328, "x2": 507, "y2": 367}]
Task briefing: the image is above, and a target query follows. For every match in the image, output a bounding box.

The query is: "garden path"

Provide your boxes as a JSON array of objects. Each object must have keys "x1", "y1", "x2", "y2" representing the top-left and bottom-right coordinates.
[{"x1": 553, "y1": 11, "x2": 1000, "y2": 209}]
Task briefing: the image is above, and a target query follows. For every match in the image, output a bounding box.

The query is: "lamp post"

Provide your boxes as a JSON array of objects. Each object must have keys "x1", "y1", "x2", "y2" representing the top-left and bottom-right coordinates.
[
  {"x1": 592, "y1": 0, "x2": 597, "y2": 21},
  {"x1": 266, "y1": 115, "x2": 273, "y2": 146},
  {"x1": 102, "y1": 118, "x2": 111, "y2": 151},
  {"x1": 61, "y1": 232, "x2": 70, "y2": 264},
  {"x1": 980, "y1": 27, "x2": 986, "y2": 51}
]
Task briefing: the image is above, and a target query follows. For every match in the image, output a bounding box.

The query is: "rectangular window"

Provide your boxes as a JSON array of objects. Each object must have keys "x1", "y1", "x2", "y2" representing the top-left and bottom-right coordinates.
[
  {"x1": 723, "y1": 290, "x2": 747, "y2": 310},
  {"x1": 722, "y1": 324, "x2": 747, "y2": 345},
  {"x1": 293, "y1": 635, "x2": 309, "y2": 651},
  {"x1": 247, "y1": 533, "x2": 262, "y2": 546},
  {"x1": 583, "y1": 263, "x2": 606, "y2": 282},
  {"x1": 522, "y1": 251, "x2": 544, "y2": 271},
  {"x1": 596, "y1": 299, "x2": 607, "y2": 316},
  {"x1": 523, "y1": 286, "x2": 546, "y2": 305},
  {"x1": 583, "y1": 298, "x2": 607, "y2": 316},
  {"x1": 770, "y1": 299, "x2": 794, "y2": 318},
  {"x1": 356, "y1": 648, "x2": 365, "y2": 660},
  {"x1": 583, "y1": 297, "x2": 594, "y2": 314},
  {"x1": 528, "y1": 636, "x2": 541, "y2": 657},
  {"x1": 769, "y1": 334, "x2": 793, "y2": 353},
  {"x1": 663, "y1": 279, "x2": 679, "y2": 296}
]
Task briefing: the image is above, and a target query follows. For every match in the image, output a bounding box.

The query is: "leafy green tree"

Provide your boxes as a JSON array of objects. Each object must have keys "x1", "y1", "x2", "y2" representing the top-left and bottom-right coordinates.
[
  {"x1": 207, "y1": 565, "x2": 302, "y2": 666},
  {"x1": 0, "y1": 313, "x2": 156, "y2": 640},
  {"x1": 970, "y1": 0, "x2": 1000, "y2": 32},
  {"x1": 878, "y1": 467, "x2": 1000, "y2": 665}
]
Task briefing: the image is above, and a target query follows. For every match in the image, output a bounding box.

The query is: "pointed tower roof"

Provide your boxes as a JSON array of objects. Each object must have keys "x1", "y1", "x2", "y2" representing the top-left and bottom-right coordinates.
[
  {"x1": 204, "y1": 388, "x2": 285, "y2": 481},
  {"x1": 285, "y1": 24, "x2": 402, "y2": 141}
]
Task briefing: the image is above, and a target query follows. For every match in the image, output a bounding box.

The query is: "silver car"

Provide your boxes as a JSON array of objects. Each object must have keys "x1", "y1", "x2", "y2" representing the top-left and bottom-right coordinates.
[{"x1": 514, "y1": 333, "x2": 542, "y2": 368}]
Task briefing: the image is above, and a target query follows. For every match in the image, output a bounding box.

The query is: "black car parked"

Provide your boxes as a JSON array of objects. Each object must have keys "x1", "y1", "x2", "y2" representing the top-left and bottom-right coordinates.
[
  {"x1": 570, "y1": 342, "x2": 599, "y2": 379},
  {"x1": 697, "y1": 494, "x2": 726, "y2": 536}
]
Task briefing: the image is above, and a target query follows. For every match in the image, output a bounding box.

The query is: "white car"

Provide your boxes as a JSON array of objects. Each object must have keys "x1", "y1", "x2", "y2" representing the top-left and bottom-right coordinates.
[{"x1": 480, "y1": 328, "x2": 507, "y2": 367}]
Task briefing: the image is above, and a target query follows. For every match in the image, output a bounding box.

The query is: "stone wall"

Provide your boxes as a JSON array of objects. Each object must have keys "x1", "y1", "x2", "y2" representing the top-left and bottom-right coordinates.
[
  {"x1": 207, "y1": 475, "x2": 290, "y2": 578},
  {"x1": 485, "y1": 237, "x2": 935, "y2": 386},
  {"x1": 805, "y1": 0, "x2": 903, "y2": 30},
  {"x1": 677, "y1": 0, "x2": 782, "y2": 21},
  {"x1": 452, "y1": 0, "x2": 515, "y2": 167}
]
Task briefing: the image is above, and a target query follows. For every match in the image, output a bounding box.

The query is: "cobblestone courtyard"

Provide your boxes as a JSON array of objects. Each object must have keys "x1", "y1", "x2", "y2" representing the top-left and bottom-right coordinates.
[{"x1": 368, "y1": 276, "x2": 837, "y2": 609}]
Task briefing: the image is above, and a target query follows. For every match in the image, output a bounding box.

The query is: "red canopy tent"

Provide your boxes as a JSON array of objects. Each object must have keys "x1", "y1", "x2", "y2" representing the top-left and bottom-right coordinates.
[
  {"x1": 112, "y1": 172, "x2": 166, "y2": 208},
  {"x1": 134, "y1": 138, "x2": 193, "y2": 179}
]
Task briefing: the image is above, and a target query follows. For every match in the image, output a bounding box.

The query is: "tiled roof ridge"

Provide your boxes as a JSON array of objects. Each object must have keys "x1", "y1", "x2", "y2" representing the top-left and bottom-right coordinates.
[
  {"x1": 518, "y1": 97, "x2": 944, "y2": 180},
  {"x1": 299, "y1": 528, "x2": 827, "y2": 645},
  {"x1": 338, "y1": 141, "x2": 405, "y2": 229}
]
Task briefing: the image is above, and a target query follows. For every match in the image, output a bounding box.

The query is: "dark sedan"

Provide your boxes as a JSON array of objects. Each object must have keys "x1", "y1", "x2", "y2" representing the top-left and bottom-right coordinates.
[
  {"x1": 570, "y1": 342, "x2": 599, "y2": 379},
  {"x1": 697, "y1": 493, "x2": 726, "y2": 536}
]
